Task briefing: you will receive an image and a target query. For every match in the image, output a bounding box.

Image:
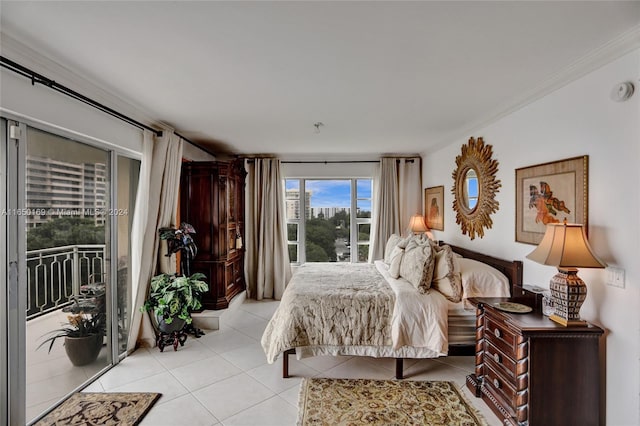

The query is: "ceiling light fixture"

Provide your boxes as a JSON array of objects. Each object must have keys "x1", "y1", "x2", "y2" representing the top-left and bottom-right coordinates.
[{"x1": 313, "y1": 122, "x2": 324, "y2": 133}]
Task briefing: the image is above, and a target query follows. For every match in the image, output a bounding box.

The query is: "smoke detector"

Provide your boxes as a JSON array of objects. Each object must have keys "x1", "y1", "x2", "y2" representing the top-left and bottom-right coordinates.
[{"x1": 611, "y1": 81, "x2": 635, "y2": 102}]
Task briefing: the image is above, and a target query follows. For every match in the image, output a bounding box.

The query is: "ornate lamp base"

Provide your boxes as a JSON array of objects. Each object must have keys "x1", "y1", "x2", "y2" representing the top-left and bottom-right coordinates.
[{"x1": 549, "y1": 268, "x2": 587, "y2": 327}]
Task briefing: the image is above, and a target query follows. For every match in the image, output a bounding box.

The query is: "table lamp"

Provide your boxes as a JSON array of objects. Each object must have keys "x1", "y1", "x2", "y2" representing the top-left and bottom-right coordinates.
[
  {"x1": 526, "y1": 221, "x2": 606, "y2": 326},
  {"x1": 408, "y1": 214, "x2": 434, "y2": 240}
]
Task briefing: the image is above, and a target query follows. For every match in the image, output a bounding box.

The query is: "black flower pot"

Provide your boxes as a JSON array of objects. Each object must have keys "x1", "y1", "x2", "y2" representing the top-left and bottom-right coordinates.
[
  {"x1": 64, "y1": 334, "x2": 103, "y2": 366},
  {"x1": 156, "y1": 316, "x2": 186, "y2": 334}
]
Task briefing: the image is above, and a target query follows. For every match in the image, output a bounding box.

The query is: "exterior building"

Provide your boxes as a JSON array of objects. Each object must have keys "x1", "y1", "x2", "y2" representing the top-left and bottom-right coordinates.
[
  {"x1": 25, "y1": 155, "x2": 107, "y2": 227},
  {"x1": 285, "y1": 188, "x2": 312, "y2": 219}
]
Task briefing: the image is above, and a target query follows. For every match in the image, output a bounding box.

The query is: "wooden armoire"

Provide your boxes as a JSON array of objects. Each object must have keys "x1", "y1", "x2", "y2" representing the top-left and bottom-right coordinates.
[{"x1": 180, "y1": 160, "x2": 246, "y2": 310}]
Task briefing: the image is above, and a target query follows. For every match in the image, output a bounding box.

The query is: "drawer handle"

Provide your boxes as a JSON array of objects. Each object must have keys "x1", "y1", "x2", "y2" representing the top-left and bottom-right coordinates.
[
  {"x1": 494, "y1": 328, "x2": 501, "y2": 338},
  {"x1": 493, "y1": 378, "x2": 501, "y2": 389},
  {"x1": 493, "y1": 353, "x2": 501, "y2": 364}
]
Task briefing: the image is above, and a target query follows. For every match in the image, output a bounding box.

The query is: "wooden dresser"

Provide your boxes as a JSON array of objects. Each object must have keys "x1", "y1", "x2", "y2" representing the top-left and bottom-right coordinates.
[
  {"x1": 180, "y1": 160, "x2": 246, "y2": 310},
  {"x1": 466, "y1": 297, "x2": 603, "y2": 426}
]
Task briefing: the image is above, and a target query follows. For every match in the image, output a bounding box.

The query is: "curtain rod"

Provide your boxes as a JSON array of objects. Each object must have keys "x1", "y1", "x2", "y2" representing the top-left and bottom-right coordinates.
[
  {"x1": 0, "y1": 56, "x2": 218, "y2": 157},
  {"x1": 244, "y1": 159, "x2": 415, "y2": 164},
  {"x1": 1, "y1": 55, "x2": 164, "y2": 136}
]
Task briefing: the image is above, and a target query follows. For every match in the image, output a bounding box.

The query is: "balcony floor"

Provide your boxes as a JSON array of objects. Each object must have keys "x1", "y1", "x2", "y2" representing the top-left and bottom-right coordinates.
[{"x1": 26, "y1": 309, "x2": 110, "y2": 423}]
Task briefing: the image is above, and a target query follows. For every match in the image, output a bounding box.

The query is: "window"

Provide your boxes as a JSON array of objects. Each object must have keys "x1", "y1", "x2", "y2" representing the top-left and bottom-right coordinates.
[{"x1": 285, "y1": 178, "x2": 373, "y2": 264}]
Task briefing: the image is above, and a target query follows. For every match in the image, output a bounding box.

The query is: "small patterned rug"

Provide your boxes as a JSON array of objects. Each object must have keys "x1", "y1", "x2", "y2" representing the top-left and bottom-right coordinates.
[
  {"x1": 35, "y1": 392, "x2": 161, "y2": 426},
  {"x1": 297, "y1": 378, "x2": 487, "y2": 426}
]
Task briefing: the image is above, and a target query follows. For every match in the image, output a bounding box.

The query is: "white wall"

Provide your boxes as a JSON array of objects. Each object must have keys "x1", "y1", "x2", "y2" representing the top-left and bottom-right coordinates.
[{"x1": 422, "y1": 49, "x2": 640, "y2": 425}]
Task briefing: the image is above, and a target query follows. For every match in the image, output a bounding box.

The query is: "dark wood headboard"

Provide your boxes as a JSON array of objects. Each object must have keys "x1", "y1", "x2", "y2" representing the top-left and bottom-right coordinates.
[{"x1": 440, "y1": 242, "x2": 523, "y2": 296}]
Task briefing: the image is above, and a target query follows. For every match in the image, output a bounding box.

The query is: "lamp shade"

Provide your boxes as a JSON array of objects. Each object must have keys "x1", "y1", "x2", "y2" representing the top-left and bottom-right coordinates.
[
  {"x1": 526, "y1": 223, "x2": 606, "y2": 269},
  {"x1": 409, "y1": 214, "x2": 429, "y2": 233}
]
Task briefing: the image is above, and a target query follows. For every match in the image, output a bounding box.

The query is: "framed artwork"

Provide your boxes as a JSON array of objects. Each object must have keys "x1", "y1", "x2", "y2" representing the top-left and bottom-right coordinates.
[
  {"x1": 515, "y1": 156, "x2": 588, "y2": 245},
  {"x1": 424, "y1": 186, "x2": 444, "y2": 231}
]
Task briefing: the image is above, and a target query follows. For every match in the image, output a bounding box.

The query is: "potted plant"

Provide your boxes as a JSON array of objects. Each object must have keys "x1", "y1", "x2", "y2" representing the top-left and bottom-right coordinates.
[
  {"x1": 38, "y1": 312, "x2": 106, "y2": 366},
  {"x1": 140, "y1": 272, "x2": 209, "y2": 333}
]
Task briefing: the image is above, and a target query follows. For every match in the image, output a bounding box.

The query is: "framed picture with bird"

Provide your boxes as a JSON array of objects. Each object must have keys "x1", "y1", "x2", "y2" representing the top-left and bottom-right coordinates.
[{"x1": 515, "y1": 156, "x2": 588, "y2": 244}]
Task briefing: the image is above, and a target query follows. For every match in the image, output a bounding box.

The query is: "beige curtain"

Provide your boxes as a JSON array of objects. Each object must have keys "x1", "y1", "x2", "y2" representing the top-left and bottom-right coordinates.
[
  {"x1": 369, "y1": 157, "x2": 422, "y2": 261},
  {"x1": 245, "y1": 158, "x2": 292, "y2": 300},
  {"x1": 127, "y1": 131, "x2": 184, "y2": 351}
]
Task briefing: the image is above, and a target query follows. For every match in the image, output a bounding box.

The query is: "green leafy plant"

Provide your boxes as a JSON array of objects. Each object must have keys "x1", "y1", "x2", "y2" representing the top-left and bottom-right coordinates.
[
  {"x1": 140, "y1": 273, "x2": 209, "y2": 324},
  {"x1": 38, "y1": 312, "x2": 106, "y2": 353}
]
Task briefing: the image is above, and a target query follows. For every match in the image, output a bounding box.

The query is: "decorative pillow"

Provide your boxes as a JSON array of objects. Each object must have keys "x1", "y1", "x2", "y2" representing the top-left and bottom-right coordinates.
[
  {"x1": 431, "y1": 245, "x2": 463, "y2": 302},
  {"x1": 399, "y1": 243, "x2": 435, "y2": 294},
  {"x1": 404, "y1": 234, "x2": 431, "y2": 252},
  {"x1": 458, "y1": 258, "x2": 510, "y2": 299},
  {"x1": 388, "y1": 246, "x2": 404, "y2": 278},
  {"x1": 396, "y1": 235, "x2": 413, "y2": 249},
  {"x1": 383, "y1": 234, "x2": 402, "y2": 264}
]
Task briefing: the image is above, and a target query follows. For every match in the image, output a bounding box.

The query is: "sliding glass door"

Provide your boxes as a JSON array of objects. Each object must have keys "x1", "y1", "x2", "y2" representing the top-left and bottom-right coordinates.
[
  {"x1": 1, "y1": 118, "x2": 140, "y2": 425},
  {"x1": 24, "y1": 127, "x2": 112, "y2": 422}
]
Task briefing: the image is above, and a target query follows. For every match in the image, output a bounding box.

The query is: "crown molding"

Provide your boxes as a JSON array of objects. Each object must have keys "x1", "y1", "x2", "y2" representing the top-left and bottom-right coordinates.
[{"x1": 427, "y1": 24, "x2": 640, "y2": 155}]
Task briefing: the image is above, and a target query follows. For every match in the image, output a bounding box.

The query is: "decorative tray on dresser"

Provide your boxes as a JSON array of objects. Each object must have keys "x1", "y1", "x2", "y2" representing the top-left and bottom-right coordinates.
[{"x1": 466, "y1": 297, "x2": 603, "y2": 426}]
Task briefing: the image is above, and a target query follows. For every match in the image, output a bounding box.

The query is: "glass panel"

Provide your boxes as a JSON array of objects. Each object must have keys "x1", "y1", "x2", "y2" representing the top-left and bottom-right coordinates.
[
  {"x1": 357, "y1": 179, "x2": 372, "y2": 199},
  {"x1": 287, "y1": 223, "x2": 298, "y2": 242},
  {"x1": 25, "y1": 127, "x2": 111, "y2": 423},
  {"x1": 356, "y1": 179, "x2": 372, "y2": 218},
  {"x1": 288, "y1": 244, "x2": 298, "y2": 262},
  {"x1": 358, "y1": 223, "x2": 370, "y2": 243},
  {"x1": 116, "y1": 156, "x2": 139, "y2": 356},
  {"x1": 285, "y1": 179, "x2": 301, "y2": 220},
  {"x1": 357, "y1": 200, "x2": 372, "y2": 218},
  {"x1": 304, "y1": 180, "x2": 351, "y2": 263},
  {"x1": 357, "y1": 244, "x2": 369, "y2": 262}
]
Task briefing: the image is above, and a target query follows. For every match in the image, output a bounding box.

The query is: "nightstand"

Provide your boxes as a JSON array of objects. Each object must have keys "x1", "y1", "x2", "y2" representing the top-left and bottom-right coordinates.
[
  {"x1": 466, "y1": 297, "x2": 603, "y2": 426},
  {"x1": 511, "y1": 284, "x2": 545, "y2": 313}
]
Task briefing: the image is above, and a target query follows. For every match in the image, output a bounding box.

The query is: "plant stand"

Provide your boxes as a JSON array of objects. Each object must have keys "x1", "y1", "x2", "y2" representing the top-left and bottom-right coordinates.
[{"x1": 155, "y1": 329, "x2": 188, "y2": 352}]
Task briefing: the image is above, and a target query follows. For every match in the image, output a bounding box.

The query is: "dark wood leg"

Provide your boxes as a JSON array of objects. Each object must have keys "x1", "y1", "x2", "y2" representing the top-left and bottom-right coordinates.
[
  {"x1": 395, "y1": 358, "x2": 404, "y2": 379},
  {"x1": 283, "y1": 349, "x2": 295, "y2": 378}
]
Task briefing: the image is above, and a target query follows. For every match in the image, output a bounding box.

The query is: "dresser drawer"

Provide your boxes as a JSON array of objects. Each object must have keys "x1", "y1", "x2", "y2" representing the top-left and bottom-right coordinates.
[
  {"x1": 483, "y1": 340, "x2": 516, "y2": 380},
  {"x1": 483, "y1": 364, "x2": 517, "y2": 416},
  {"x1": 484, "y1": 316, "x2": 517, "y2": 357}
]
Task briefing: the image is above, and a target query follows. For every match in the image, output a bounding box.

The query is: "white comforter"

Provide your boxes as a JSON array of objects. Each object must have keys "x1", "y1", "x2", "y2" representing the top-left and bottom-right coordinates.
[
  {"x1": 261, "y1": 261, "x2": 449, "y2": 363},
  {"x1": 374, "y1": 260, "x2": 449, "y2": 353}
]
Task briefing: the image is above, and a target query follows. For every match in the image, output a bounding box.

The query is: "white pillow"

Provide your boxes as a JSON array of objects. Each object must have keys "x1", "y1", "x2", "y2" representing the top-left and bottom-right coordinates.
[
  {"x1": 388, "y1": 246, "x2": 404, "y2": 278},
  {"x1": 431, "y1": 245, "x2": 463, "y2": 302},
  {"x1": 458, "y1": 258, "x2": 510, "y2": 300},
  {"x1": 383, "y1": 234, "x2": 402, "y2": 264},
  {"x1": 399, "y1": 243, "x2": 435, "y2": 294}
]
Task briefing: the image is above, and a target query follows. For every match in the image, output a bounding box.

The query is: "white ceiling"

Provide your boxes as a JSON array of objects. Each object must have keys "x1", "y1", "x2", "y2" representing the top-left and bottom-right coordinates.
[{"x1": 1, "y1": 1, "x2": 639, "y2": 158}]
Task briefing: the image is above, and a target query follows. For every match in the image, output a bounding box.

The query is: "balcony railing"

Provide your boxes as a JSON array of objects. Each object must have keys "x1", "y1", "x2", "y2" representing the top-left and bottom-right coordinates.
[{"x1": 26, "y1": 244, "x2": 106, "y2": 320}]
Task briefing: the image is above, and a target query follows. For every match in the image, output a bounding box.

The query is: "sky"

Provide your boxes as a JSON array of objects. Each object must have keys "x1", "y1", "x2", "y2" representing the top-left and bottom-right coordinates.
[{"x1": 286, "y1": 179, "x2": 372, "y2": 209}]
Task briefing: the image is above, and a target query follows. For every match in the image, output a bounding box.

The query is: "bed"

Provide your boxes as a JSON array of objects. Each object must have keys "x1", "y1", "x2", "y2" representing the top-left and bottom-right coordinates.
[{"x1": 261, "y1": 238, "x2": 523, "y2": 379}]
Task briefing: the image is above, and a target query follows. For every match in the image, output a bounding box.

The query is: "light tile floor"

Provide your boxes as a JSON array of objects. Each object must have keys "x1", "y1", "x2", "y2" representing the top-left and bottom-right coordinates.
[{"x1": 76, "y1": 299, "x2": 502, "y2": 425}]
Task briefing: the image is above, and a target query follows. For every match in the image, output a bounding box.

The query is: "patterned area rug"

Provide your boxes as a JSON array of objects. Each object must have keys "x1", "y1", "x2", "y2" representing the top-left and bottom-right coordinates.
[
  {"x1": 297, "y1": 378, "x2": 487, "y2": 426},
  {"x1": 35, "y1": 392, "x2": 161, "y2": 426}
]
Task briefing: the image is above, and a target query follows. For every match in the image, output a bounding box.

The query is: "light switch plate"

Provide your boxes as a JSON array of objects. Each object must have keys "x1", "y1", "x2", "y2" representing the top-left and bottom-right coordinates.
[{"x1": 606, "y1": 267, "x2": 625, "y2": 288}]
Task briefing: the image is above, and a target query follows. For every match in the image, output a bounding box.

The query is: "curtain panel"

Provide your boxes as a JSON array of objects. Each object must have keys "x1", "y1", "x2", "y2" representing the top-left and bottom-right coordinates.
[
  {"x1": 127, "y1": 131, "x2": 184, "y2": 351},
  {"x1": 369, "y1": 157, "x2": 422, "y2": 261},
  {"x1": 245, "y1": 158, "x2": 292, "y2": 300}
]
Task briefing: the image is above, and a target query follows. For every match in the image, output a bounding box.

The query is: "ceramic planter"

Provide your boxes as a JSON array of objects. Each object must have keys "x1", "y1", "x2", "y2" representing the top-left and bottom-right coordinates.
[
  {"x1": 64, "y1": 334, "x2": 103, "y2": 366},
  {"x1": 156, "y1": 316, "x2": 186, "y2": 334}
]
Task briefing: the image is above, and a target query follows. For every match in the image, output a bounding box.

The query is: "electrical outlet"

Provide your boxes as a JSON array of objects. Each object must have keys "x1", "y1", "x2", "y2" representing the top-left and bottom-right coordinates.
[{"x1": 606, "y1": 267, "x2": 625, "y2": 288}]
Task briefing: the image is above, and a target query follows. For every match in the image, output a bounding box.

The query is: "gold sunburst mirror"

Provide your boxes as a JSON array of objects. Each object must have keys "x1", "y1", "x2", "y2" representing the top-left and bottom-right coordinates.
[{"x1": 452, "y1": 137, "x2": 501, "y2": 240}]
